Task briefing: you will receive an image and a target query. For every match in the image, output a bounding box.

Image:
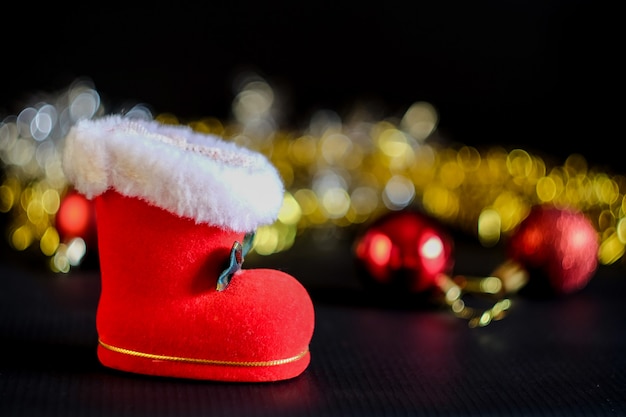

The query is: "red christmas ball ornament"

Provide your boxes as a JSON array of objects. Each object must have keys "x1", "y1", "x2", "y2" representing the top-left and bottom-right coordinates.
[
  {"x1": 55, "y1": 190, "x2": 98, "y2": 248},
  {"x1": 506, "y1": 205, "x2": 599, "y2": 296},
  {"x1": 354, "y1": 209, "x2": 454, "y2": 295}
]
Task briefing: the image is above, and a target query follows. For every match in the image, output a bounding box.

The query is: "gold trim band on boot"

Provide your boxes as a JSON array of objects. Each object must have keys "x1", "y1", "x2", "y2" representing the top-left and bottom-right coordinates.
[{"x1": 98, "y1": 339, "x2": 309, "y2": 367}]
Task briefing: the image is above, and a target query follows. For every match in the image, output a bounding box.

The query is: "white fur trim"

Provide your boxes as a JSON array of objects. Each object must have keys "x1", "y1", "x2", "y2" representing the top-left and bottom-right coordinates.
[{"x1": 62, "y1": 115, "x2": 285, "y2": 231}]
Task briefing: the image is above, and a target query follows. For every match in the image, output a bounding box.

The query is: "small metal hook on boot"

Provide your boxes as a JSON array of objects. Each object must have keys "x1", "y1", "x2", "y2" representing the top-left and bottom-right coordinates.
[{"x1": 216, "y1": 232, "x2": 255, "y2": 291}]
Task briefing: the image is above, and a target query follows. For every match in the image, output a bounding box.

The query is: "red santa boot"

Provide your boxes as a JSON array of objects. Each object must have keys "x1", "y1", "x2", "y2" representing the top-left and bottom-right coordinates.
[{"x1": 62, "y1": 115, "x2": 315, "y2": 382}]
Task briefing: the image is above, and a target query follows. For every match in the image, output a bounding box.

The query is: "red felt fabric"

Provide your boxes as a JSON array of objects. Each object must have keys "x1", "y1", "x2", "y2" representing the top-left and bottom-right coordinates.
[{"x1": 94, "y1": 190, "x2": 314, "y2": 382}]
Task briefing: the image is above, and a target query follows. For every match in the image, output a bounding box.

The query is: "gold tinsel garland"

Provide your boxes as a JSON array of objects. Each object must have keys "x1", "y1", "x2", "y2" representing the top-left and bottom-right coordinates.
[{"x1": 1, "y1": 77, "x2": 625, "y2": 272}]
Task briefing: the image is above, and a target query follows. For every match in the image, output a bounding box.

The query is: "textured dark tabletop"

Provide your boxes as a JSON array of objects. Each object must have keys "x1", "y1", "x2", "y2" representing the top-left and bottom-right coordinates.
[{"x1": 1, "y1": 233, "x2": 625, "y2": 417}]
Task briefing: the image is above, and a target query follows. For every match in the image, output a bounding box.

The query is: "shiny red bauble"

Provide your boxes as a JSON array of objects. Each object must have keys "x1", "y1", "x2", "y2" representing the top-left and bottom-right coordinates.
[
  {"x1": 354, "y1": 209, "x2": 454, "y2": 294},
  {"x1": 55, "y1": 190, "x2": 98, "y2": 248},
  {"x1": 507, "y1": 205, "x2": 599, "y2": 296}
]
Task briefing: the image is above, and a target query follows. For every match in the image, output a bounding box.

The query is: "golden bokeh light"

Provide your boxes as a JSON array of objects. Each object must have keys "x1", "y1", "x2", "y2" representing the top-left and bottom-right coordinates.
[{"x1": 1, "y1": 75, "x2": 625, "y2": 274}]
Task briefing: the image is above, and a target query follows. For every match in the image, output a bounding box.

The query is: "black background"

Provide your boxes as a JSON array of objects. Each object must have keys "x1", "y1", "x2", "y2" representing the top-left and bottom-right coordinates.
[{"x1": 1, "y1": 1, "x2": 622, "y2": 171}]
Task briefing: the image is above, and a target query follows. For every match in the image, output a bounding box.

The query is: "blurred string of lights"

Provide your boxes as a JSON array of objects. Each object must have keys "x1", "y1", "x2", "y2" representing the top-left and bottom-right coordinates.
[{"x1": 1, "y1": 76, "x2": 626, "y2": 273}]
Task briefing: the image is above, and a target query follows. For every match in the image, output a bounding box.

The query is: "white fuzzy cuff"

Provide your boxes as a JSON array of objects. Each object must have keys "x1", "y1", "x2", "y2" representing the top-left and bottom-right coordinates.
[{"x1": 62, "y1": 115, "x2": 285, "y2": 232}]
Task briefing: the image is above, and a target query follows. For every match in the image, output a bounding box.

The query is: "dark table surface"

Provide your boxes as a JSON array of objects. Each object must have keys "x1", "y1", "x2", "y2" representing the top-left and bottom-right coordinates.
[{"x1": 1, "y1": 232, "x2": 625, "y2": 417}]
